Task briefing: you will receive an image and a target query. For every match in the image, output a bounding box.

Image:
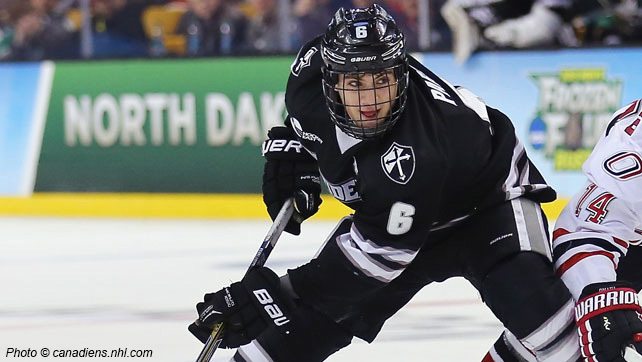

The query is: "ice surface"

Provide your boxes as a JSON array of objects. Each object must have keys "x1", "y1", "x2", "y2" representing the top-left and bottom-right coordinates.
[{"x1": 0, "y1": 217, "x2": 503, "y2": 361}]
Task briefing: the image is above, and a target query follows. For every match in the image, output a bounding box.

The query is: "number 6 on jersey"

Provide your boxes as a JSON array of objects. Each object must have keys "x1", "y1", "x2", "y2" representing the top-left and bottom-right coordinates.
[{"x1": 387, "y1": 202, "x2": 415, "y2": 235}]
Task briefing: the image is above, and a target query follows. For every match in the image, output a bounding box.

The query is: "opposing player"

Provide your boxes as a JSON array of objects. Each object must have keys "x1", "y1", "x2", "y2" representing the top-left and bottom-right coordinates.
[
  {"x1": 552, "y1": 99, "x2": 642, "y2": 362},
  {"x1": 190, "y1": 5, "x2": 581, "y2": 361}
]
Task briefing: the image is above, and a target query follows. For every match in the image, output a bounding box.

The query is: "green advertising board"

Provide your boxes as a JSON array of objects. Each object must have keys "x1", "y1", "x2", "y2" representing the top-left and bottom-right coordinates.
[{"x1": 35, "y1": 57, "x2": 291, "y2": 192}]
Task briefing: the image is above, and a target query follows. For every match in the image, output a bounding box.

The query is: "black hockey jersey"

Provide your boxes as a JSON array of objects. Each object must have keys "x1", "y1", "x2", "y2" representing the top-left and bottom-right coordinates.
[{"x1": 285, "y1": 37, "x2": 555, "y2": 321}]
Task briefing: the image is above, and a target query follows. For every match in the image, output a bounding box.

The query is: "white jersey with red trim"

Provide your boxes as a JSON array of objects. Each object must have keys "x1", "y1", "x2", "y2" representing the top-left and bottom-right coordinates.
[
  {"x1": 553, "y1": 99, "x2": 642, "y2": 299},
  {"x1": 585, "y1": 99, "x2": 642, "y2": 205}
]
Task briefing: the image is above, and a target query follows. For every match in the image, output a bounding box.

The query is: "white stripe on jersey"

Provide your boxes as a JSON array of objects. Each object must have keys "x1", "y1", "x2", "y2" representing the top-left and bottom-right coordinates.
[
  {"x1": 502, "y1": 136, "x2": 528, "y2": 200},
  {"x1": 503, "y1": 135, "x2": 525, "y2": 199},
  {"x1": 512, "y1": 198, "x2": 532, "y2": 252},
  {"x1": 554, "y1": 239, "x2": 623, "y2": 272},
  {"x1": 554, "y1": 231, "x2": 627, "y2": 260},
  {"x1": 502, "y1": 135, "x2": 550, "y2": 200},
  {"x1": 504, "y1": 331, "x2": 537, "y2": 362},
  {"x1": 350, "y1": 225, "x2": 418, "y2": 265},
  {"x1": 511, "y1": 198, "x2": 551, "y2": 259},
  {"x1": 335, "y1": 226, "x2": 416, "y2": 283},
  {"x1": 235, "y1": 340, "x2": 274, "y2": 362},
  {"x1": 336, "y1": 234, "x2": 404, "y2": 282},
  {"x1": 519, "y1": 160, "x2": 531, "y2": 186},
  {"x1": 521, "y1": 299, "x2": 575, "y2": 351},
  {"x1": 532, "y1": 200, "x2": 552, "y2": 260},
  {"x1": 487, "y1": 348, "x2": 504, "y2": 362},
  {"x1": 535, "y1": 325, "x2": 580, "y2": 362}
]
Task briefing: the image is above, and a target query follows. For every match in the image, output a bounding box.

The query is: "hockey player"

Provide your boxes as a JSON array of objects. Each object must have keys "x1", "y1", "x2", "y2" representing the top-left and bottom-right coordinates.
[
  {"x1": 190, "y1": 4, "x2": 583, "y2": 361},
  {"x1": 440, "y1": 0, "x2": 615, "y2": 63},
  {"x1": 551, "y1": 99, "x2": 642, "y2": 362}
]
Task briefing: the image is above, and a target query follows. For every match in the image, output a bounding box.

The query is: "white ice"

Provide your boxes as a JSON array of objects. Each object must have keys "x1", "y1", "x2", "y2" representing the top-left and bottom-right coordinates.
[{"x1": 0, "y1": 217, "x2": 503, "y2": 361}]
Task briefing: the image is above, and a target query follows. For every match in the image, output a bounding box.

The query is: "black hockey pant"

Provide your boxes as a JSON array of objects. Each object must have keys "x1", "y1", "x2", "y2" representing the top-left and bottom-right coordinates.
[{"x1": 234, "y1": 198, "x2": 579, "y2": 361}]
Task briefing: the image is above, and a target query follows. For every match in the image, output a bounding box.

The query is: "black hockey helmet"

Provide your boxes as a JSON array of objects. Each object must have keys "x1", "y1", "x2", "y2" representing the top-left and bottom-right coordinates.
[{"x1": 321, "y1": 4, "x2": 408, "y2": 139}]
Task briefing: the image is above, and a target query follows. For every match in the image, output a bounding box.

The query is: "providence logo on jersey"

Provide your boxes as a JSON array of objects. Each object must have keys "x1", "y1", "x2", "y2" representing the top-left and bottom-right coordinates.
[{"x1": 381, "y1": 142, "x2": 415, "y2": 184}]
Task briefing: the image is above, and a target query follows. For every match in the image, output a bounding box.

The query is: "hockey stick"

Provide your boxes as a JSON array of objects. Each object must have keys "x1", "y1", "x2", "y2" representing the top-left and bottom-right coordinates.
[
  {"x1": 625, "y1": 346, "x2": 642, "y2": 362},
  {"x1": 625, "y1": 333, "x2": 642, "y2": 362},
  {"x1": 194, "y1": 199, "x2": 295, "y2": 362}
]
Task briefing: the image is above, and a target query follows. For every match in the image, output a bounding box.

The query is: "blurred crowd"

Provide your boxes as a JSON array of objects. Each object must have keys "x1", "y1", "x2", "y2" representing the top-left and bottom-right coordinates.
[
  {"x1": 0, "y1": 0, "x2": 640, "y2": 62},
  {"x1": 442, "y1": 0, "x2": 642, "y2": 62}
]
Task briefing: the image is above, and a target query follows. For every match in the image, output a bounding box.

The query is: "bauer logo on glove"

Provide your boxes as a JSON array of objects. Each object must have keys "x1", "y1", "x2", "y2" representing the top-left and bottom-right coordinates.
[
  {"x1": 262, "y1": 125, "x2": 322, "y2": 235},
  {"x1": 262, "y1": 139, "x2": 304, "y2": 156},
  {"x1": 253, "y1": 288, "x2": 290, "y2": 327}
]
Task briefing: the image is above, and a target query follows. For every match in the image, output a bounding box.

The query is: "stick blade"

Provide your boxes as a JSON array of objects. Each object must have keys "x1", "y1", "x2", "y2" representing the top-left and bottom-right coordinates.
[{"x1": 625, "y1": 346, "x2": 642, "y2": 362}]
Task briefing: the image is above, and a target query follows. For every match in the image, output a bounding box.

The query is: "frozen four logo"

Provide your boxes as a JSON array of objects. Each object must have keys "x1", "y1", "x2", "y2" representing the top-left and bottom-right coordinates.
[
  {"x1": 528, "y1": 68, "x2": 623, "y2": 170},
  {"x1": 290, "y1": 117, "x2": 323, "y2": 143},
  {"x1": 381, "y1": 142, "x2": 415, "y2": 184}
]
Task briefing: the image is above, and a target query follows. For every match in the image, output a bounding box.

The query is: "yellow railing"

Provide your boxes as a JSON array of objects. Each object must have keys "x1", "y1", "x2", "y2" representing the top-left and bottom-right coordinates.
[{"x1": 0, "y1": 194, "x2": 568, "y2": 220}]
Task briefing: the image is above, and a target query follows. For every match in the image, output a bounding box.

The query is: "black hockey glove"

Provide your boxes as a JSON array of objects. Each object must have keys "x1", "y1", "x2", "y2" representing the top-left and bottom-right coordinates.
[
  {"x1": 188, "y1": 267, "x2": 294, "y2": 348},
  {"x1": 575, "y1": 281, "x2": 642, "y2": 361},
  {"x1": 262, "y1": 126, "x2": 321, "y2": 235}
]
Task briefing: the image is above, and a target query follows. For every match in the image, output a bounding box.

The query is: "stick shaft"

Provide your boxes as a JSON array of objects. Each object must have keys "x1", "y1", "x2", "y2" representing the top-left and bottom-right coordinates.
[{"x1": 195, "y1": 199, "x2": 294, "y2": 362}]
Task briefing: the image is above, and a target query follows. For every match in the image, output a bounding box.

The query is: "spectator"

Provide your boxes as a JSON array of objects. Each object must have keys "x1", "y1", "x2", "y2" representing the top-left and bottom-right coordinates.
[
  {"x1": 428, "y1": 0, "x2": 453, "y2": 50},
  {"x1": 0, "y1": 29, "x2": 10, "y2": 60},
  {"x1": 291, "y1": 0, "x2": 333, "y2": 48},
  {"x1": 91, "y1": 0, "x2": 166, "y2": 58},
  {"x1": 350, "y1": 0, "x2": 376, "y2": 7},
  {"x1": 0, "y1": 2, "x2": 13, "y2": 59},
  {"x1": 7, "y1": 0, "x2": 78, "y2": 60},
  {"x1": 384, "y1": 0, "x2": 420, "y2": 50},
  {"x1": 176, "y1": 0, "x2": 246, "y2": 56},
  {"x1": 571, "y1": 0, "x2": 642, "y2": 46},
  {"x1": 243, "y1": 0, "x2": 280, "y2": 53}
]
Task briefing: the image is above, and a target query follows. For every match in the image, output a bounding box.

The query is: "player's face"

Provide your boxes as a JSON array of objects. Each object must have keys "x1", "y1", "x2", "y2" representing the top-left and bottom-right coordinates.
[{"x1": 336, "y1": 70, "x2": 398, "y2": 129}]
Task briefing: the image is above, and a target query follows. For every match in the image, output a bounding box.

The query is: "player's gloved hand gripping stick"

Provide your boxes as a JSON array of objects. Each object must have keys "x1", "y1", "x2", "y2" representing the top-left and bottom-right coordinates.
[
  {"x1": 575, "y1": 281, "x2": 642, "y2": 362},
  {"x1": 193, "y1": 199, "x2": 294, "y2": 362}
]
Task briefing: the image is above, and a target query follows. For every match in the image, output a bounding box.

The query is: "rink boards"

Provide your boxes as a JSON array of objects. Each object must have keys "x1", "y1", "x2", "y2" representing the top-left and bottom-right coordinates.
[{"x1": 3, "y1": 48, "x2": 642, "y2": 219}]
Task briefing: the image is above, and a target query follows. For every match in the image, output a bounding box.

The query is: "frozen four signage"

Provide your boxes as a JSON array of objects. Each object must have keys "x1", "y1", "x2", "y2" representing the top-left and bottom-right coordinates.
[{"x1": 528, "y1": 68, "x2": 623, "y2": 171}]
